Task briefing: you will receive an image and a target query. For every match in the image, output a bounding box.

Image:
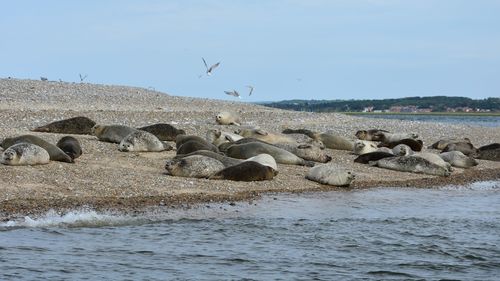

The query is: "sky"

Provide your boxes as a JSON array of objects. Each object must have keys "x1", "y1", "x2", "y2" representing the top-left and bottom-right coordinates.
[{"x1": 1, "y1": 0, "x2": 499, "y2": 102}]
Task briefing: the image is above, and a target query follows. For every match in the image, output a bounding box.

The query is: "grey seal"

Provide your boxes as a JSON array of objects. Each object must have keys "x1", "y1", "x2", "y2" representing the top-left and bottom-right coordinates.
[
  {"x1": 1, "y1": 143, "x2": 50, "y2": 166},
  {"x1": 1, "y1": 135, "x2": 73, "y2": 163},
  {"x1": 31, "y1": 116, "x2": 96, "y2": 135},
  {"x1": 165, "y1": 155, "x2": 224, "y2": 178},
  {"x1": 306, "y1": 164, "x2": 355, "y2": 186},
  {"x1": 91, "y1": 125, "x2": 138, "y2": 143}
]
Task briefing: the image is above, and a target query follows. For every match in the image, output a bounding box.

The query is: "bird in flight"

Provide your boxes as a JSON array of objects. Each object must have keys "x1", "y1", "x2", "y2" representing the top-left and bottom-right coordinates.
[
  {"x1": 202, "y1": 57, "x2": 220, "y2": 76},
  {"x1": 224, "y1": 90, "x2": 240, "y2": 98},
  {"x1": 246, "y1": 85, "x2": 254, "y2": 96}
]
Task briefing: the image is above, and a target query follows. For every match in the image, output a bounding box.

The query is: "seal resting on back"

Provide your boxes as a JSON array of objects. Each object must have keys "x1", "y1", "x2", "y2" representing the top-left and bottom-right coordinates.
[
  {"x1": 56, "y1": 136, "x2": 82, "y2": 160},
  {"x1": 31, "y1": 116, "x2": 96, "y2": 135},
  {"x1": 282, "y1": 128, "x2": 354, "y2": 151},
  {"x1": 91, "y1": 125, "x2": 138, "y2": 143},
  {"x1": 137, "y1": 123, "x2": 185, "y2": 141},
  {"x1": 1, "y1": 143, "x2": 50, "y2": 166},
  {"x1": 306, "y1": 164, "x2": 355, "y2": 186},
  {"x1": 209, "y1": 161, "x2": 277, "y2": 181},
  {"x1": 1, "y1": 135, "x2": 73, "y2": 163}
]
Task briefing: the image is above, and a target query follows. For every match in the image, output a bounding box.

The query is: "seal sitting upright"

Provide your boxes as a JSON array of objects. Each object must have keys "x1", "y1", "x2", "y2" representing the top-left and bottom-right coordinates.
[
  {"x1": 31, "y1": 116, "x2": 96, "y2": 135},
  {"x1": 1, "y1": 143, "x2": 50, "y2": 166}
]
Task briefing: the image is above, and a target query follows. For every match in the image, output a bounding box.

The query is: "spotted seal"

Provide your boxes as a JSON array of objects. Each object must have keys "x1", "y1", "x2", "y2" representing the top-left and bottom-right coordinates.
[
  {"x1": 439, "y1": 151, "x2": 478, "y2": 168},
  {"x1": 1, "y1": 135, "x2": 73, "y2": 163},
  {"x1": 225, "y1": 141, "x2": 314, "y2": 166},
  {"x1": 370, "y1": 156, "x2": 451, "y2": 177},
  {"x1": 237, "y1": 128, "x2": 296, "y2": 144},
  {"x1": 353, "y1": 140, "x2": 378, "y2": 155},
  {"x1": 165, "y1": 155, "x2": 225, "y2": 178},
  {"x1": 31, "y1": 116, "x2": 96, "y2": 135},
  {"x1": 174, "y1": 150, "x2": 243, "y2": 168},
  {"x1": 1, "y1": 143, "x2": 50, "y2": 166},
  {"x1": 91, "y1": 125, "x2": 138, "y2": 143},
  {"x1": 119, "y1": 131, "x2": 173, "y2": 152}
]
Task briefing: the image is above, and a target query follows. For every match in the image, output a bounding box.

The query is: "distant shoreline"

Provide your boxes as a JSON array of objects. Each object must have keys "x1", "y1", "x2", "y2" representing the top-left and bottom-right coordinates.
[{"x1": 344, "y1": 112, "x2": 500, "y2": 117}]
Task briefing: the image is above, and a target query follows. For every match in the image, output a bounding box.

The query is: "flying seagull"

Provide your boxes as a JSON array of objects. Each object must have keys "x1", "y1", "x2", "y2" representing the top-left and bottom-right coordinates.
[
  {"x1": 246, "y1": 85, "x2": 254, "y2": 96},
  {"x1": 224, "y1": 90, "x2": 240, "y2": 98},
  {"x1": 202, "y1": 57, "x2": 220, "y2": 76}
]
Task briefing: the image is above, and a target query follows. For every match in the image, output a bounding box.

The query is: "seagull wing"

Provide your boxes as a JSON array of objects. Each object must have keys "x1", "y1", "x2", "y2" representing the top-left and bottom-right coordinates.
[
  {"x1": 208, "y1": 62, "x2": 220, "y2": 73},
  {"x1": 202, "y1": 57, "x2": 208, "y2": 70},
  {"x1": 246, "y1": 85, "x2": 254, "y2": 96}
]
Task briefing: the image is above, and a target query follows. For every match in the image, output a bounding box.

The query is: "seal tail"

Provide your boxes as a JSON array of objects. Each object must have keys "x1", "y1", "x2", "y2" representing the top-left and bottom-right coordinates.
[{"x1": 282, "y1": 128, "x2": 317, "y2": 139}]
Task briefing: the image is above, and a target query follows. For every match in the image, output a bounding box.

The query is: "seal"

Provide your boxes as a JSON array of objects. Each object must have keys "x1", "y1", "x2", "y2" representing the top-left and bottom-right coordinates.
[
  {"x1": 428, "y1": 138, "x2": 471, "y2": 150},
  {"x1": 355, "y1": 129, "x2": 389, "y2": 141},
  {"x1": 216, "y1": 111, "x2": 241, "y2": 126},
  {"x1": 354, "y1": 151, "x2": 395, "y2": 164},
  {"x1": 282, "y1": 129, "x2": 354, "y2": 151},
  {"x1": 243, "y1": 153, "x2": 278, "y2": 171},
  {"x1": 236, "y1": 128, "x2": 296, "y2": 144},
  {"x1": 174, "y1": 150, "x2": 243, "y2": 168},
  {"x1": 176, "y1": 140, "x2": 219, "y2": 155},
  {"x1": 274, "y1": 142, "x2": 332, "y2": 163},
  {"x1": 353, "y1": 140, "x2": 378, "y2": 155},
  {"x1": 206, "y1": 129, "x2": 243, "y2": 146},
  {"x1": 137, "y1": 123, "x2": 186, "y2": 141},
  {"x1": 306, "y1": 164, "x2": 355, "y2": 186},
  {"x1": 476, "y1": 143, "x2": 500, "y2": 161},
  {"x1": 1, "y1": 143, "x2": 50, "y2": 166},
  {"x1": 165, "y1": 155, "x2": 225, "y2": 178},
  {"x1": 370, "y1": 155, "x2": 451, "y2": 177},
  {"x1": 377, "y1": 138, "x2": 423, "y2": 152},
  {"x1": 31, "y1": 116, "x2": 96, "y2": 135},
  {"x1": 1, "y1": 135, "x2": 73, "y2": 163},
  {"x1": 441, "y1": 142, "x2": 478, "y2": 157},
  {"x1": 209, "y1": 161, "x2": 277, "y2": 181},
  {"x1": 119, "y1": 131, "x2": 173, "y2": 152},
  {"x1": 440, "y1": 151, "x2": 478, "y2": 168},
  {"x1": 91, "y1": 125, "x2": 138, "y2": 143},
  {"x1": 392, "y1": 144, "x2": 414, "y2": 156},
  {"x1": 225, "y1": 141, "x2": 315, "y2": 166},
  {"x1": 56, "y1": 136, "x2": 82, "y2": 160},
  {"x1": 374, "y1": 132, "x2": 419, "y2": 143},
  {"x1": 413, "y1": 152, "x2": 452, "y2": 172}
]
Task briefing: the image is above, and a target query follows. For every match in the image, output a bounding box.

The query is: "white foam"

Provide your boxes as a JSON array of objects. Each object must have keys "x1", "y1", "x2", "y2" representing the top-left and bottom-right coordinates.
[{"x1": 438, "y1": 180, "x2": 500, "y2": 191}]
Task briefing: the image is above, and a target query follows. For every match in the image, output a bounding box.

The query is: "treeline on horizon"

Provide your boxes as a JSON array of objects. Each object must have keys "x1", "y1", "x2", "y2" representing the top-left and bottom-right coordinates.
[{"x1": 262, "y1": 96, "x2": 500, "y2": 113}]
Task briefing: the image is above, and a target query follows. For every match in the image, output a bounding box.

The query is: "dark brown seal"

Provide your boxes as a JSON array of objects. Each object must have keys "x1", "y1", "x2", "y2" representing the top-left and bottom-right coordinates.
[
  {"x1": 209, "y1": 161, "x2": 278, "y2": 181},
  {"x1": 31, "y1": 116, "x2": 96, "y2": 135},
  {"x1": 56, "y1": 136, "x2": 82, "y2": 160},
  {"x1": 137, "y1": 123, "x2": 186, "y2": 141}
]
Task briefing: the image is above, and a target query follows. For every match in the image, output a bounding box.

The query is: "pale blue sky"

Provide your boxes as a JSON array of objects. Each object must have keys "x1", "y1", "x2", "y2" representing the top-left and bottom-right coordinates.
[{"x1": 1, "y1": 1, "x2": 499, "y2": 102}]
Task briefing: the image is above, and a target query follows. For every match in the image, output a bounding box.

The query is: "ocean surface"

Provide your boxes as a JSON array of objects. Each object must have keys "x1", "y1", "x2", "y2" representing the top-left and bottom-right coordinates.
[
  {"x1": 349, "y1": 113, "x2": 500, "y2": 127},
  {"x1": 1, "y1": 181, "x2": 499, "y2": 281}
]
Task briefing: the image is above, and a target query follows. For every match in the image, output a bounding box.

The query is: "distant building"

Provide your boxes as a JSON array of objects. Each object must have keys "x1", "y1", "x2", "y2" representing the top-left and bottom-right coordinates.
[{"x1": 362, "y1": 106, "x2": 374, "y2": 112}]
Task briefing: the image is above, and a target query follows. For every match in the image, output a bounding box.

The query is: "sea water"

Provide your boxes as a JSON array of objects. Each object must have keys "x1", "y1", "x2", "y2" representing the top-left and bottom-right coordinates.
[
  {"x1": 348, "y1": 113, "x2": 500, "y2": 128},
  {"x1": 1, "y1": 181, "x2": 499, "y2": 280}
]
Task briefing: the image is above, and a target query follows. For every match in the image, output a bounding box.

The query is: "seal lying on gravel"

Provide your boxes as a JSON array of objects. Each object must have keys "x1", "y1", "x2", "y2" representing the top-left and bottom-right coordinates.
[
  {"x1": 282, "y1": 129, "x2": 354, "y2": 151},
  {"x1": 91, "y1": 125, "x2": 138, "y2": 143},
  {"x1": 370, "y1": 156, "x2": 451, "y2": 177},
  {"x1": 355, "y1": 129, "x2": 389, "y2": 141},
  {"x1": 439, "y1": 151, "x2": 478, "y2": 168},
  {"x1": 428, "y1": 138, "x2": 471, "y2": 150},
  {"x1": 236, "y1": 128, "x2": 297, "y2": 144},
  {"x1": 216, "y1": 111, "x2": 241, "y2": 126},
  {"x1": 206, "y1": 129, "x2": 243, "y2": 146},
  {"x1": 306, "y1": 164, "x2": 355, "y2": 186},
  {"x1": 137, "y1": 123, "x2": 186, "y2": 141},
  {"x1": 1, "y1": 135, "x2": 73, "y2": 163},
  {"x1": 476, "y1": 143, "x2": 500, "y2": 161},
  {"x1": 353, "y1": 140, "x2": 378, "y2": 155},
  {"x1": 174, "y1": 150, "x2": 243, "y2": 168},
  {"x1": 392, "y1": 144, "x2": 414, "y2": 156},
  {"x1": 413, "y1": 152, "x2": 452, "y2": 172},
  {"x1": 31, "y1": 116, "x2": 96, "y2": 135},
  {"x1": 442, "y1": 142, "x2": 478, "y2": 157},
  {"x1": 209, "y1": 161, "x2": 277, "y2": 181},
  {"x1": 354, "y1": 151, "x2": 395, "y2": 164},
  {"x1": 119, "y1": 131, "x2": 173, "y2": 152},
  {"x1": 244, "y1": 153, "x2": 278, "y2": 171},
  {"x1": 225, "y1": 142, "x2": 315, "y2": 166},
  {"x1": 274, "y1": 142, "x2": 331, "y2": 163},
  {"x1": 56, "y1": 136, "x2": 82, "y2": 160},
  {"x1": 374, "y1": 132, "x2": 419, "y2": 143},
  {"x1": 377, "y1": 139, "x2": 423, "y2": 152},
  {"x1": 1, "y1": 143, "x2": 50, "y2": 166},
  {"x1": 165, "y1": 155, "x2": 225, "y2": 178}
]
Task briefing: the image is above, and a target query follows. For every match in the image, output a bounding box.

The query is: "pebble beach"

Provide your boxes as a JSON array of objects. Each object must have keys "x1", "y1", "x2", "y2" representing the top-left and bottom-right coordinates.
[{"x1": 1, "y1": 78, "x2": 499, "y2": 220}]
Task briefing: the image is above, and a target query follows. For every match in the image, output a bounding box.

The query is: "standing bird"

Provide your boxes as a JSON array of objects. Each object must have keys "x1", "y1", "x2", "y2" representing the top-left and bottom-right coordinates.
[
  {"x1": 224, "y1": 90, "x2": 240, "y2": 98},
  {"x1": 202, "y1": 57, "x2": 220, "y2": 76},
  {"x1": 246, "y1": 85, "x2": 254, "y2": 96}
]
